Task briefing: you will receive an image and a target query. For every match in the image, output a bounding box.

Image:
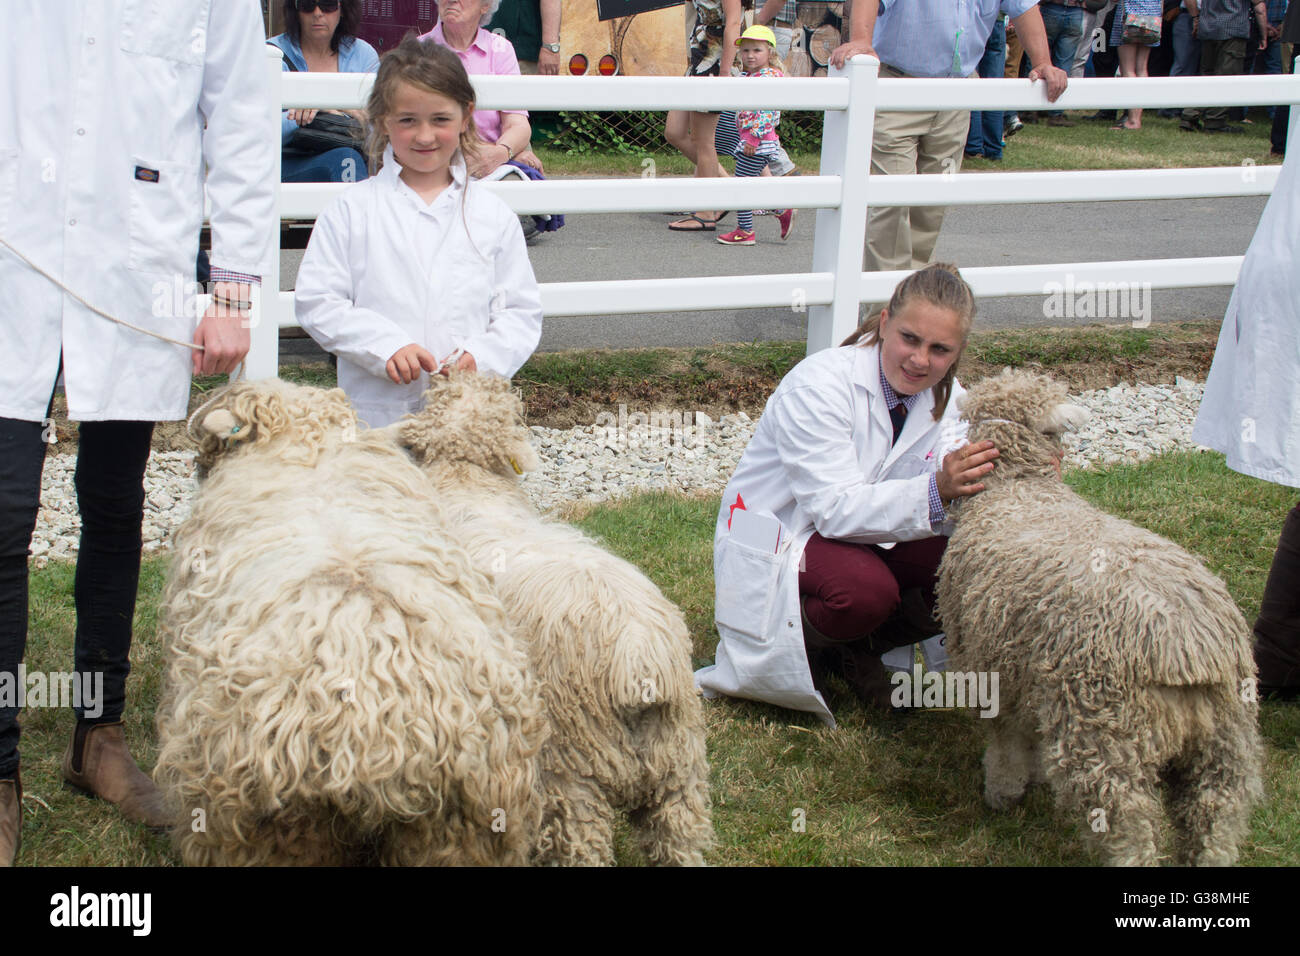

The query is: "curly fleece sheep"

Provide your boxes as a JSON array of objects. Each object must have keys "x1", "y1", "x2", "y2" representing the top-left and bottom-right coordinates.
[
  {"x1": 394, "y1": 372, "x2": 713, "y2": 865},
  {"x1": 936, "y1": 369, "x2": 1262, "y2": 866},
  {"x1": 154, "y1": 380, "x2": 546, "y2": 865}
]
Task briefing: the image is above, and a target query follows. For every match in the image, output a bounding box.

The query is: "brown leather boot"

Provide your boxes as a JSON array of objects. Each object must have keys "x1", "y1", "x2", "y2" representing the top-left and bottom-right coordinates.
[
  {"x1": 62, "y1": 721, "x2": 171, "y2": 828},
  {"x1": 801, "y1": 600, "x2": 897, "y2": 712},
  {"x1": 0, "y1": 773, "x2": 19, "y2": 866}
]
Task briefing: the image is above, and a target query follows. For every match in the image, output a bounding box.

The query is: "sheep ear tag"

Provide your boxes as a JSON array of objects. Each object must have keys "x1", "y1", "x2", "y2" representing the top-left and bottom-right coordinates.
[
  {"x1": 509, "y1": 457, "x2": 523, "y2": 475},
  {"x1": 200, "y1": 408, "x2": 248, "y2": 441}
]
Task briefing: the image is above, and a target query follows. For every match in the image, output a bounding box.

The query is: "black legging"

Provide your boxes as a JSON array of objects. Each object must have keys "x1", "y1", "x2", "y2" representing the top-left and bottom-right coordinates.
[{"x1": 0, "y1": 411, "x2": 154, "y2": 778}]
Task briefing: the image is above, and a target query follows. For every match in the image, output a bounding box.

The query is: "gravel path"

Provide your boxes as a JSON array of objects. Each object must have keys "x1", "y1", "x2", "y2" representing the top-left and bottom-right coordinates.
[{"x1": 29, "y1": 377, "x2": 1208, "y2": 568}]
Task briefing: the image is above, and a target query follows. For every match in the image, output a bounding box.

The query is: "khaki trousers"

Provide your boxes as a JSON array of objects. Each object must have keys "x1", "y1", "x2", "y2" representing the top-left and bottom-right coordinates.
[{"x1": 865, "y1": 76, "x2": 972, "y2": 274}]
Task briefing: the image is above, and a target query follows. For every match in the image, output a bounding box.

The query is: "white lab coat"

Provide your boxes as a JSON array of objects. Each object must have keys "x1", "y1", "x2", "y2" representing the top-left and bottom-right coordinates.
[
  {"x1": 294, "y1": 147, "x2": 543, "y2": 428},
  {"x1": 0, "y1": 1, "x2": 274, "y2": 422},
  {"x1": 1191, "y1": 144, "x2": 1300, "y2": 488},
  {"x1": 696, "y1": 343, "x2": 968, "y2": 727}
]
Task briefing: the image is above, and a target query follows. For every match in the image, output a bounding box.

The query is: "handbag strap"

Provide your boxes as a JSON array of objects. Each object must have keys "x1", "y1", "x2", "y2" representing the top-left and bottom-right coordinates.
[{"x1": 268, "y1": 40, "x2": 299, "y2": 71}]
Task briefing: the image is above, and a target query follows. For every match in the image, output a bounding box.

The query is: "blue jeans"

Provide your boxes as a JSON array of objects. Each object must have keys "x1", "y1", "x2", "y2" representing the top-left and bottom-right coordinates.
[
  {"x1": 1170, "y1": 11, "x2": 1201, "y2": 78},
  {"x1": 967, "y1": 18, "x2": 1007, "y2": 159},
  {"x1": 1039, "y1": 3, "x2": 1084, "y2": 116},
  {"x1": 281, "y1": 145, "x2": 369, "y2": 183}
]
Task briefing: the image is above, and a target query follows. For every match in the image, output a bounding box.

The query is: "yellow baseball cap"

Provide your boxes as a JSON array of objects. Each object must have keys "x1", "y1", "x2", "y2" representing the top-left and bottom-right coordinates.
[{"x1": 736, "y1": 24, "x2": 778, "y2": 47}]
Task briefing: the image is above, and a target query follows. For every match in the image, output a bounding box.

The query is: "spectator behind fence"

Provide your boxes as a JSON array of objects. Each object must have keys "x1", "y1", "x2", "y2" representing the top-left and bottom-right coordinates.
[
  {"x1": 1180, "y1": 0, "x2": 1270, "y2": 133},
  {"x1": 830, "y1": 1, "x2": 1067, "y2": 306},
  {"x1": 1270, "y1": 0, "x2": 1298, "y2": 155},
  {"x1": 486, "y1": 0, "x2": 562, "y2": 74},
  {"x1": 270, "y1": 0, "x2": 379, "y2": 183},
  {"x1": 0, "y1": 0, "x2": 275, "y2": 866},
  {"x1": 1239, "y1": 0, "x2": 1288, "y2": 119},
  {"x1": 665, "y1": 0, "x2": 746, "y2": 233},
  {"x1": 967, "y1": 14, "x2": 1010, "y2": 160},
  {"x1": 1039, "y1": 1, "x2": 1087, "y2": 124},
  {"x1": 1108, "y1": 0, "x2": 1164, "y2": 130},
  {"x1": 714, "y1": 26, "x2": 797, "y2": 245},
  {"x1": 422, "y1": 0, "x2": 564, "y2": 237}
]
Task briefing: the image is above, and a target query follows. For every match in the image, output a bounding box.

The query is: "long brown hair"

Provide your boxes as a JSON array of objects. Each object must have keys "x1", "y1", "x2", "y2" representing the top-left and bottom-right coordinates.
[
  {"x1": 365, "y1": 33, "x2": 483, "y2": 174},
  {"x1": 842, "y1": 263, "x2": 976, "y2": 420}
]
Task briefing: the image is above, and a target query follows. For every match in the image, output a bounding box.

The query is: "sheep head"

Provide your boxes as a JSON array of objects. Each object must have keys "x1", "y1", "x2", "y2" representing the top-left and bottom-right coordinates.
[
  {"x1": 397, "y1": 371, "x2": 540, "y2": 480},
  {"x1": 190, "y1": 379, "x2": 358, "y2": 476},
  {"x1": 956, "y1": 368, "x2": 1088, "y2": 477}
]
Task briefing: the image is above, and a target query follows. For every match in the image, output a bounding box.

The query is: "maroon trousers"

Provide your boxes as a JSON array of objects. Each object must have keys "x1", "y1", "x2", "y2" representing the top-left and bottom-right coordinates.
[{"x1": 798, "y1": 532, "x2": 948, "y2": 643}]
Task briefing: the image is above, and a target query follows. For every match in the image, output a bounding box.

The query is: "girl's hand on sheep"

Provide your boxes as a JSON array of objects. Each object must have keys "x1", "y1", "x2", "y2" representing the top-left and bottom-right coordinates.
[
  {"x1": 387, "y1": 344, "x2": 439, "y2": 385},
  {"x1": 443, "y1": 351, "x2": 477, "y2": 376},
  {"x1": 937, "y1": 440, "x2": 999, "y2": 504}
]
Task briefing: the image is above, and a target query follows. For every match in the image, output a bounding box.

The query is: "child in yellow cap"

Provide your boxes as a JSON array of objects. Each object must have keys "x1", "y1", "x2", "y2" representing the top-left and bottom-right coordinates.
[{"x1": 717, "y1": 24, "x2": 795, "y2": 246}]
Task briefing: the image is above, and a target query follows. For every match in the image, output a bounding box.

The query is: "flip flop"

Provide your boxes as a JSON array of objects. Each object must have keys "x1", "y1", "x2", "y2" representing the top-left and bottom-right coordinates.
[{"x1": 669, "y1": 214, "x2": 717, "y2": 232}]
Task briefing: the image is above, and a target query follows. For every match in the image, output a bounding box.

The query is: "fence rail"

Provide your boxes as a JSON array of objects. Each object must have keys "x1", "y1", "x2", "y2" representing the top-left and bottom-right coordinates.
[{"x1": 246, "y1": 49, "x2": 1298, "y2": 378}]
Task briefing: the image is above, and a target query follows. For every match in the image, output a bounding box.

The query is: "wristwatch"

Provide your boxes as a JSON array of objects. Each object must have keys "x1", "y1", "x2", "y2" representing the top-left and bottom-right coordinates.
[{"x1": 542, "y1": 41, "x2": 560, "y2": 53}]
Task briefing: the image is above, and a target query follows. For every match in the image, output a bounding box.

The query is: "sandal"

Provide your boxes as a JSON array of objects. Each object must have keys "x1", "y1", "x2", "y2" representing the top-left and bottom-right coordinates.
[
  {"x1": 669, "y1": 214, "x2": 717, "y2": 232},
  {"x1": 668, "y1": 211, "x2": 730, "y2": 232}
]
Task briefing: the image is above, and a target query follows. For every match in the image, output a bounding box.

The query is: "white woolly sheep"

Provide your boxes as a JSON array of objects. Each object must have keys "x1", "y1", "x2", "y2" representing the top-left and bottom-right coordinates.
[
  {"x1": 154, "y1": 379, "x2": 547, "y2": 865},
  {"x1": 936, "y1": 369, "x2": 1262, "y2": 866},
  {"x1": 393, "y1": 372, "x2": 713, "y2": 865}
]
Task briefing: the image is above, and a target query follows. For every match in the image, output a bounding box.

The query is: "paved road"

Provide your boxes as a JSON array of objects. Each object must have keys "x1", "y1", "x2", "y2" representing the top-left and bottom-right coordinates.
[{"x1": 279, "y1": 194, "x2": 1267, "y2": 358}]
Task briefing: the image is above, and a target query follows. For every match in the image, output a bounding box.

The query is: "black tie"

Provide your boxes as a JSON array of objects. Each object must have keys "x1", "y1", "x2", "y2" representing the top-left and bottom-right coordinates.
[{"x1": 889, "y1": 402, "x2": 908, "y2": 446}]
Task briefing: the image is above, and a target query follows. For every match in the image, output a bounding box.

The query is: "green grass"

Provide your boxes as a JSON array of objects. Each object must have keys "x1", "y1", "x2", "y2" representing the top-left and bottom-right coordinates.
[
  {"x1": 15, "y1": 450, "x2": 1300, "y2": 866},
  {"x1": 961, "y1": 107, "x2": 1282, "y2": 171}
]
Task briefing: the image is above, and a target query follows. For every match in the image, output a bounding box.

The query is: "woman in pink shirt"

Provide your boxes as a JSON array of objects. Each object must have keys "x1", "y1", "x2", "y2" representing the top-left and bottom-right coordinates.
[{"x1": 422, "y1": 0, "x2": 542, "y2": 179}]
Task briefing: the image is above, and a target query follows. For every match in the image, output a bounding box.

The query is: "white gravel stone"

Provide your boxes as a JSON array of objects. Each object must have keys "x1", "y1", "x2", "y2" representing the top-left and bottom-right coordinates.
[{"x1": 30, "y1": 381, "x2": 1212, "y2": 565}]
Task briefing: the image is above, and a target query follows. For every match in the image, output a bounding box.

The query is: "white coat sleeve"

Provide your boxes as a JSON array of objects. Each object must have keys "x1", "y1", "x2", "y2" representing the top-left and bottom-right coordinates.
[
  {"x1": 771, "y1": 383, "x2": 937, "y2": 545},
  {"x1": 462, "y1": 210, "x2": 543, "y2": 378},
  {"x1": 294, "y1": 199, "x2": 418, "y2": 380},
  {"x1": 198, "y1": 0, "x2": 277, "y2": 278}
]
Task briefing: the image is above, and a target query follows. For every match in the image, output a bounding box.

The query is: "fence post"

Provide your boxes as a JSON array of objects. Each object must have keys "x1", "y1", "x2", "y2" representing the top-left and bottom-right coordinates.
[
  {"x1": 245, "y1": 47, "x2": 285, "y2": 381},
  {"x1": 807, "y1": 54, "x2": 877, "y2": 354}
]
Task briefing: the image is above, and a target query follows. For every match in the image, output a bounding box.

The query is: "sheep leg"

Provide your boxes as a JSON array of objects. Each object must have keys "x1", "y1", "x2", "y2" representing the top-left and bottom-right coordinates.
[
  {"x1": 629, "y1": 773, "x2": 712, "y2": 866},
  {"x1": 1041, "y1": 702, "x2": 1163, "y2": 866},
  {"x1": 982, "y1": 721, "x2": 1038, "y2": 810},
  {"x1": 534, "y1": 773, "x2": 617, "y2": 866},
  {"x1": 1167, "y1": 701, "x2": 1262, "y2": 867}
]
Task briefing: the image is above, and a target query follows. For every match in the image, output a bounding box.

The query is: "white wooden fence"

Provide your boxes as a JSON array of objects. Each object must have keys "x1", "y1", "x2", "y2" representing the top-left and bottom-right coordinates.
[{"x1": 246, "y1": 47, "x2": 1296, "y2": 378}]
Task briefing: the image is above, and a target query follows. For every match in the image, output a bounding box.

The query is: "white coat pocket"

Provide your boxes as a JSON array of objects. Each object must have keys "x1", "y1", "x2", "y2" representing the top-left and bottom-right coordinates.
[
  {"x1": 892, "y1": 453, "x2": 933, "y2": 479},
  {"x1": 127, "y1": 159, "x2": 201, "y2": 277},
  {"x1": 0, "y1": 147, "x2": 17, "y2": 232},
  {"x1": 714, "y1": 536, "x2": 785, "y2": 640},
  {"x1": 119, "y1": 0, "x2": 211, "y2": 65}
]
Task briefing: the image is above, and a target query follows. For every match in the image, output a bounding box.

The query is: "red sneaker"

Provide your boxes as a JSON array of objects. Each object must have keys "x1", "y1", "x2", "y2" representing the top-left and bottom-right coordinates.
[
  {"x1": 777, "y1": 208, "x2": 796, "y2": 241},
  {"x1": 716, "y1": 228, "x2": 756, "y2": 246}
]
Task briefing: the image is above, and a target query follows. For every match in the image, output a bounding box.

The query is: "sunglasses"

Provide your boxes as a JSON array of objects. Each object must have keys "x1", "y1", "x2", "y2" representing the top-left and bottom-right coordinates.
[{"x1": 295, "y1": 0, "x2": 340, "y2": 12}]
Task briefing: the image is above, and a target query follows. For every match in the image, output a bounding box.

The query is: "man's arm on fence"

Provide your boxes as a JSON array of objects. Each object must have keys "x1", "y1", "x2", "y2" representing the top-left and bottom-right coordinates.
[
  {"x1": 829, "y1": 0, "x2": 880, "y2": 68},
  {"x1": 1012, "y1": 5, "x2": 1069, "y2": 102}
]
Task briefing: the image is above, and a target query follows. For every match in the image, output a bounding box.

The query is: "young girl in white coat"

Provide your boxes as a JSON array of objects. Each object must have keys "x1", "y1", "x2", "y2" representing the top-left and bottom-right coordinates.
[
  {"x1": 697, "y1": 264, "x2": 999, "y2": 726},
  {"x1": 295, "y1": 35, "x2": 542, "y2": 429}
]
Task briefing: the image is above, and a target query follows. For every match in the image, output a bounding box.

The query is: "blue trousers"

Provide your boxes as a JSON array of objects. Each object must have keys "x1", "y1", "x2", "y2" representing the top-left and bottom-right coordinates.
[
  {"x1": 967, "y1": 18, "x2": 1007, "y2": 160},
  {"x1": 281, "y1": 145, "x2": 369, "y2": 183},
  {"x1": 1039, "y1": 3, "x2": 1084, "y2": 117}
]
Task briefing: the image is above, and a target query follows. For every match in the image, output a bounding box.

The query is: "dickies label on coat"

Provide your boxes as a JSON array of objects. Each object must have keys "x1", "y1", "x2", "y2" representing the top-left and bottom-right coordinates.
[{"x1": 134, "y1": 165, "x2": 160, "y2": 183}]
